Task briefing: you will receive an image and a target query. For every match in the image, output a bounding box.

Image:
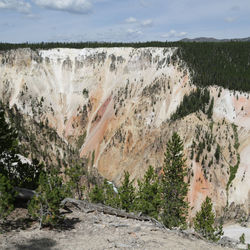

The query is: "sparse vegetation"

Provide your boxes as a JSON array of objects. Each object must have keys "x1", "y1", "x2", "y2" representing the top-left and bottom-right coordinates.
[
  {"x1": 226, "y1": 124, "x2": 241, "y2": 191},
  {"x1": 91, "y1": 150, "x2": 95, "y2": 166},
  {"x1": 76, "y1": 131, "x2": 86, "y2": 149}
]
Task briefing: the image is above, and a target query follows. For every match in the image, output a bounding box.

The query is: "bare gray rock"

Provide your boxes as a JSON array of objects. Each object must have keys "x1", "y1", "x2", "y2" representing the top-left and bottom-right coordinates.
[{"x1": 0, "y1": 207, "x2": 234, "y2": 250}]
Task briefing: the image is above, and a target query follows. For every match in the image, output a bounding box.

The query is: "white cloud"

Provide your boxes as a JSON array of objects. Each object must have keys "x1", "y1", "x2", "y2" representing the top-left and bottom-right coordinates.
[
  {"x1": 125, "y1": 17, "x2": 137, "y2": 23},
  {"x1": 225, "y1": 17, "x2": 236, "y2": 23},
  {"x1": 141, "y1": 19, "x2": 153, "y2": 27},
  {"x1": 33, "y1": 0, "x2": 92, "y2": 14},
  {"x1": 0, "y1": 0, "x2": 31, "y2": 14},
  {"x1": 162, "y1": 30, "x2": 187, "y2": 39}
]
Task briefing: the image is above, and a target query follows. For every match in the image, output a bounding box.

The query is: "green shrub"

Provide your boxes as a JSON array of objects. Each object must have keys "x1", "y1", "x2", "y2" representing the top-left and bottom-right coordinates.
[{"x1": 239, "y1": 233, "x2": 245, "y2": 244}]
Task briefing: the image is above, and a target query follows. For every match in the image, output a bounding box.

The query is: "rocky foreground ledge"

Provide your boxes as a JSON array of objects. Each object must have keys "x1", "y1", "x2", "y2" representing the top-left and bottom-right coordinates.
[{"x1": 0, "y1": 204, "x2": 236, "y2": 250}]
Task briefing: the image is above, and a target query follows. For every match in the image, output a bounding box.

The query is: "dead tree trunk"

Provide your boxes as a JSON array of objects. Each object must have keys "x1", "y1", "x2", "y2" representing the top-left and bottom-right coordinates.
[
  {"x1": 14, "y1": 187, "x2": 36, "y2": 201},
  {"x1": 61, "y1": 198, "x2": 165, "y2": 228}
]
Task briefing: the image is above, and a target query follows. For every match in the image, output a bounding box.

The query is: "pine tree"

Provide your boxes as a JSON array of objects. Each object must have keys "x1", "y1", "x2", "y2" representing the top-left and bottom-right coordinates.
[
  {"x1": 65, "y1": 164, "x2": 86, "y2": 199},
  {"x1": 161, "y1": 132, "x2": 189, "y2": 229},
  {"x1": 118, "y1": 171, "x2": 135, "y2": 212},
  {"x1": 0, "y1": 101, "x2": 17, "y2": 155},
  {"x1": 135, "y1": 166, "x2": 161, "y2": 219},
  {"x1": 89, "y1": 184, "x2": 105, "y2": 204},
  {"x1": 215, "y1": 144, "x2": 221, "y2": 164},
  {"x1": 0, "y1": 102, "x2": 18, "y2": 220},
  {"x1": 102, "y1": 180, "x2": 119, "y2": 208},
  {"x1": 0, "y1": 174, "x2": 16, "y2": 220},
  {"x1": 28, "y1": 169, "x2": 68, "y2": 228},
  {"x1": 194, "y1": 196, "x2": 223, "y2": 241},
  {"x1": 207, "y1": 97, "x2": 214, "y2": 119},
  {"x1": 0, "y1": 101, "x2": 18, "y2": 179},
  {"x1": 0, "y1": 102, "x2": 43, "y2": 190}
]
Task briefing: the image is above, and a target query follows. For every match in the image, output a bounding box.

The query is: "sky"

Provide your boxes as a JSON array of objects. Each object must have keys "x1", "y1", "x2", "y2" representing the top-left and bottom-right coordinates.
[{"x1": 0, "y1": 0, "x2": 249, "y2": 43}]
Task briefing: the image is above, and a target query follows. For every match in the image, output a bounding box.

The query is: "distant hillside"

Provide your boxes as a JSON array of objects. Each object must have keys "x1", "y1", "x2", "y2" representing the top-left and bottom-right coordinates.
[{"x1": 180, "y1": 37, "x2": 250, "y2": 42}]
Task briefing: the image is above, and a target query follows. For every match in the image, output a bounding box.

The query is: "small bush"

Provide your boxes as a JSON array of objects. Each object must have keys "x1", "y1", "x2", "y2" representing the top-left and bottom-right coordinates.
[{"x1": 239, "y1": 233, "x2": 245, "y2": 244}]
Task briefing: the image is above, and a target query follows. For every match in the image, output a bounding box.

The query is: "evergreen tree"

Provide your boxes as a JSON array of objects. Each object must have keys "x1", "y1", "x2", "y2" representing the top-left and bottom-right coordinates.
[
  {"x1": 65, "y1": 164, "x2": 86, "y2": 199},
  {"x1": 194, "y1": 196, "x2": 223, "y2": 241},
  {"x1": 161, "y1": 132, "x2": 189, "y2": 229},
  {"x1": 0, "y1": 101, "x2": 17, "y2": 155},
  {"x1": 28, "y1": 169, "x2": 68, "y2": 228},
  {"x1": 0, "y1": 101, "x2": 18, "y2": 179},
  {"x1": 215, "y1": 144, "x2": 221, "y2": 164},
  {"x1": 0, "y1": 102, "x2": 17, "y2": 220},
  {"x1": 89, "y1": 180, "x2": 119, "y2": 207},
  {"x1": 207, "y1": 97, "x2": 214, "y2": 119},
  {"x1": 0, "y1": 174, "x2": 16, "y2": 220},
  {"x1": 118, "y1": 171, "x2": 135, "y2": 212},
  {"x1": 89, "y1": 184, "x2": 105, "y2": 204},
  {"x1": 135, "y1": 166, "x2": 161, "y2": 219},
  {"x1": 102, "y1": 180, "x2": 120, "y2": 208},
  {"x1": 0, "y1": 102, "x2": 43, "y2": 190}
]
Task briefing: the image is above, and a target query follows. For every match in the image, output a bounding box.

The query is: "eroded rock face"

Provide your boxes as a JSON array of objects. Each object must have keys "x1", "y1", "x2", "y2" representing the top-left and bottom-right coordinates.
[{"x1": 0, "y1": 48, "x2": 249, "y2": 219}]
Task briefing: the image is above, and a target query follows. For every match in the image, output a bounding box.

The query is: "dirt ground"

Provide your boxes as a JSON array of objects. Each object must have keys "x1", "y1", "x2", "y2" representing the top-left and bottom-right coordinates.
[{"x1": 0, "y1": 207, "x2": 236, "y2": 250}]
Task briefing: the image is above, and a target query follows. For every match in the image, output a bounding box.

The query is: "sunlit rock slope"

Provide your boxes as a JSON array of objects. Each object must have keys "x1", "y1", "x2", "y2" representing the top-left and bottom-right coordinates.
[{"x1": 0, "y1": 48, "x2": 249, "y2": 220}]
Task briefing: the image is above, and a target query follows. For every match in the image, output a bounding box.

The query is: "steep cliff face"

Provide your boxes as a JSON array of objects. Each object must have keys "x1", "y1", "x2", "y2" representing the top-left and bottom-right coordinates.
[{"x1": 0, "y1": 48, "x2": 249, "y2": 219}]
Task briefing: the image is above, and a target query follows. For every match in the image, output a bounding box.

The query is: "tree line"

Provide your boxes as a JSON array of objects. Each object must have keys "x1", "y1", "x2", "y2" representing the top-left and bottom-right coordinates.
[{"x1": 1, "y1": 41, "x2": 250, "y2": 91}]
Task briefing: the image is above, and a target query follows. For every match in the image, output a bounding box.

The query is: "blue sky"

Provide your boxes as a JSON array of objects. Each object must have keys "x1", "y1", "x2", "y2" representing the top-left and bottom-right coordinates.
[{"x1": 0, "y1": 0, "x2": 249, "y2": 43}]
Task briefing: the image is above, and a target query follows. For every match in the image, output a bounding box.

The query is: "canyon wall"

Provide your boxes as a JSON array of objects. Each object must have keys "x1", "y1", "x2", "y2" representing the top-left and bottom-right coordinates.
[{"x1": 0, "y1": 48, "x2": 249, "y2": 219}]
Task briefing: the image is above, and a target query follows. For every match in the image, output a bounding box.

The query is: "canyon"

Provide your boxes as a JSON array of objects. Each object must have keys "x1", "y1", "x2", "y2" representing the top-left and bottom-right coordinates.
[{"x1": 0, "y1": 47, "x2": 249, "y2": 220}]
